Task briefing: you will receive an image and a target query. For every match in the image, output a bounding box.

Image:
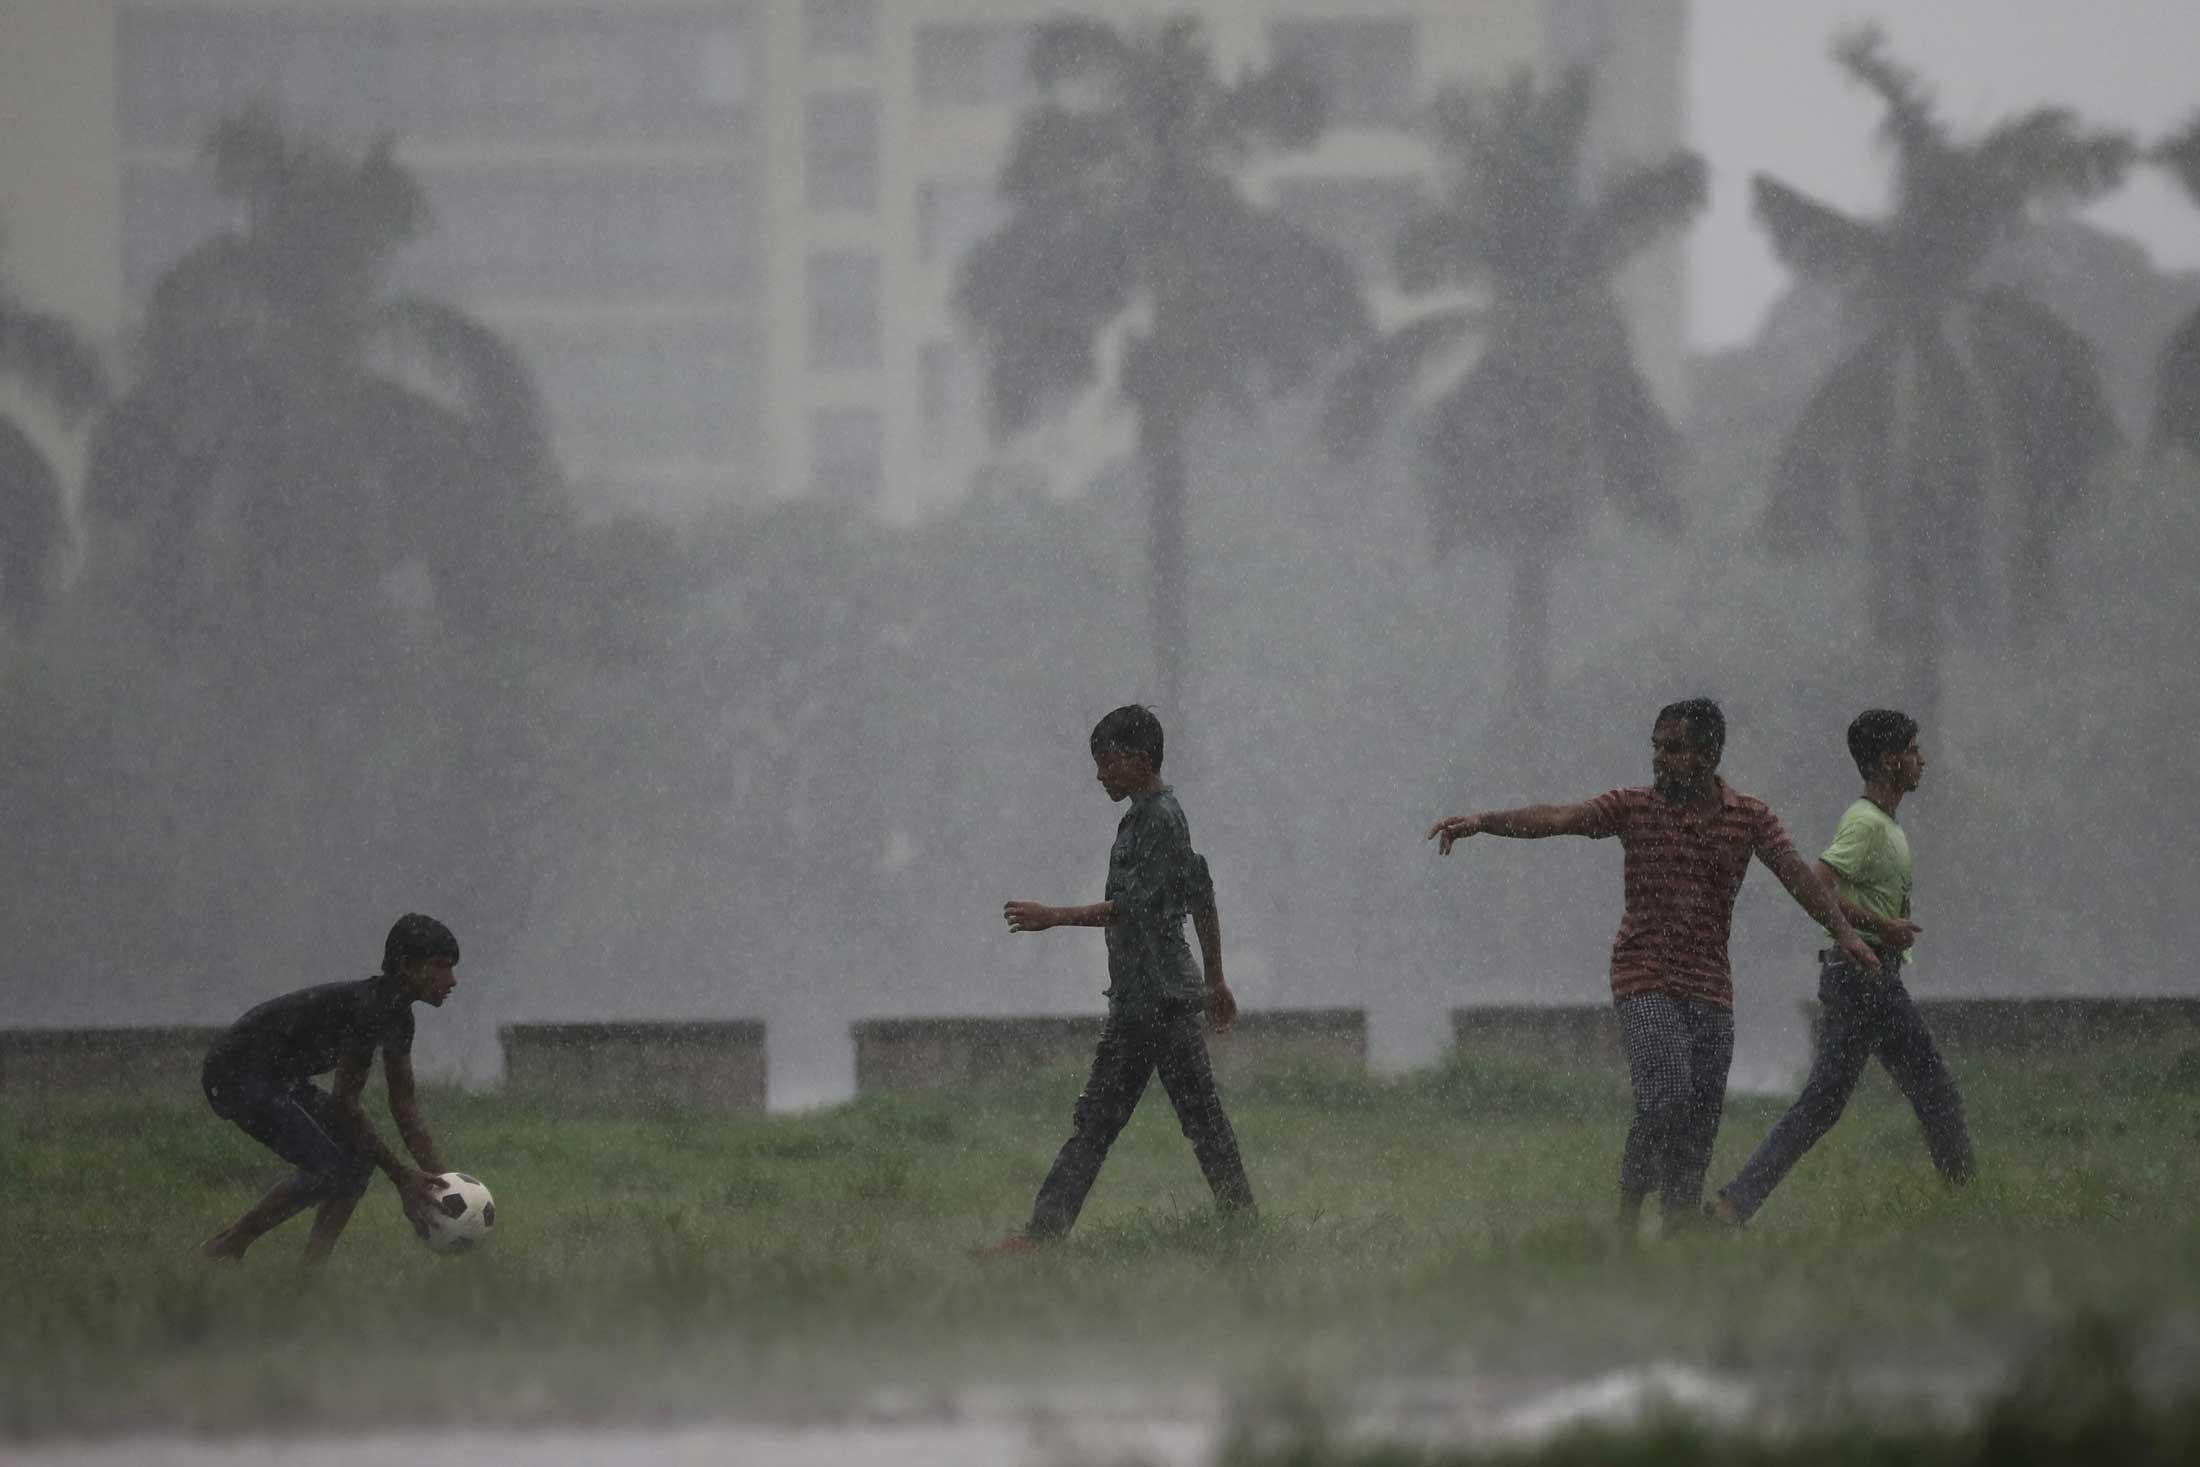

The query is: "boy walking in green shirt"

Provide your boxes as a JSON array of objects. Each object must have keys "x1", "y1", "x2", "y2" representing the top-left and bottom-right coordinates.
[
  {"x1": 1711, "y1": 710, "x2": 1976, "y2": 1224},
  {"x1": 988, "y1": 705, "x2": 1254, "y2": 1250}
]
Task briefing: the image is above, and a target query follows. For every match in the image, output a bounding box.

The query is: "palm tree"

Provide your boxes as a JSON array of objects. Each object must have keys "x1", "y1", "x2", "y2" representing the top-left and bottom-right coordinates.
[
  {"x1": 956, "y1": 16, "x2": 1366, "y2": 723},
  {"x1": 2150, "y1": 116, "x2": 2200, "y2": 459},
  {"x1": 0, "y1": 232, "x2": 108, "y2": 629},
  {"x1": 1753, "y1": 28, "x2": 2130, "y2": 723},
  {"x1": 79, "y1": 111, "x2": 580, "y2": 981},
  {"x1": 84, "y1": 109, "x2": 565, "y2": 658},
  {"x1": 1323, "y1": 69, "x2": 1701, "y2": 716}
]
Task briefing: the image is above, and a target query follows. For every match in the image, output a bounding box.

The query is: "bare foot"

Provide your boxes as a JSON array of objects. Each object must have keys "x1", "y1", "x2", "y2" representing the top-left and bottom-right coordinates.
[
  {"x1": 973, "y1": 1232, "x2": 1042, "y2": 1259},
  {"x1": 199, "y1": 1235, "x2": 247, "y2": 1263}
]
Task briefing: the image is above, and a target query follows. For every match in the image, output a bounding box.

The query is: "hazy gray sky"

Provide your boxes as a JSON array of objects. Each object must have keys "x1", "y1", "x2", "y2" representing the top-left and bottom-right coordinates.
[{"x1": 1688, "y1": 0, "x2": 2199, "y2": 348}]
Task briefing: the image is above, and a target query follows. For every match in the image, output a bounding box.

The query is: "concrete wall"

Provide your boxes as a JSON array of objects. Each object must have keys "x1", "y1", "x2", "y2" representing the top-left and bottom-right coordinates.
[
  {"x1": 0, "y1": 1026, "x2": 223, "y2": 1097},
  {"x1": 1450, "y1": 997, "x2": 2200, "y2": 1075},
  {"x1": 497, "y1": 1020, "x2": 767, "y2": 1113},
  {"x1": 852, "y1": 1008, "x2": 1366, "y2": 1096}
]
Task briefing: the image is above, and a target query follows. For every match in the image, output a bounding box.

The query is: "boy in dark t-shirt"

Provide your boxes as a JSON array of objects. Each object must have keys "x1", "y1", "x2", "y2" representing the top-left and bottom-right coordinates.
[
  {"x1": 986, "y1": 705, "x2": 1254, "y2": 1251},
  {"x1": 199, "y1": 914, "x2": 463, "y2": 1262},
  {"x1": 1427, "y1": 699, "x2": 1880, "y2": 1229}
]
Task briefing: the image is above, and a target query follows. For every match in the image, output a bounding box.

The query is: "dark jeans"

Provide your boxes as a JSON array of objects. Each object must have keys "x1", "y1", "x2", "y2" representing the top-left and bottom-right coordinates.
[
  {"x1": 1027, "y1": 1004, "x2": 1255, "y2": 1240},
  {"x1": 1615, "y1": 992, "x2": 1735, "y2": 1220},
  {"x1": 203, "y1": 1068, "x2": 374, "y2": 1202},
  {"x1": 1719, "y1": 953, "x2": 1975, "y2": 1221}
]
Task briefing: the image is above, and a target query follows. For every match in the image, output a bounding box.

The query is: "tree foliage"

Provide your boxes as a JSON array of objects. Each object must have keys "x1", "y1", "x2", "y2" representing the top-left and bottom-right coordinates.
[
  {"x1": 956, "y1": 16, "x2": 1366, "y2": 717},
  {"x1": 2150, "y1": 115, "x2": 2200, "y2": 459},
  {"x1": 1756, "y1": 28, "x2": 2131, "y2": 705},
  {"x1": 58, "y1": 110, "x2": 592, "y2": 991},
  {"x1": 1323, "y1": 68, "x2": 1701, "y2": 710},
  {"x1": 0, "y1": 231, "x2": 108, "y2": 628},
  {"x1": 82, "y1": 109, "x2": 569, "y2": 660}
]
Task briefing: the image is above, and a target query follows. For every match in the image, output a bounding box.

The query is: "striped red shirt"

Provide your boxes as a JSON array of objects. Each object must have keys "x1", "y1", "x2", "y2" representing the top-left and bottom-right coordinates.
[{"x1": 1581, "y1": 781, "x2": 1796, "y2": 1007}]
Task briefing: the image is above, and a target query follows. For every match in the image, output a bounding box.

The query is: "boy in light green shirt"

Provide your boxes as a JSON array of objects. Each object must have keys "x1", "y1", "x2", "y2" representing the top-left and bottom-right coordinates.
[
  {"x1": 1819, "y1": 795, "x2": 1918, "y2": 965},
  {"x1": 1711, "y1": 710, "x2": 1974, "y2": 1225}
]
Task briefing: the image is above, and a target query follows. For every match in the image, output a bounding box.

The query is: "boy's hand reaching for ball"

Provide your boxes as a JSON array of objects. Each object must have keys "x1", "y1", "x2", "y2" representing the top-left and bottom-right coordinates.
[{"x1": 396, "y1": 1170, "x2": 446, "y2": 1235}]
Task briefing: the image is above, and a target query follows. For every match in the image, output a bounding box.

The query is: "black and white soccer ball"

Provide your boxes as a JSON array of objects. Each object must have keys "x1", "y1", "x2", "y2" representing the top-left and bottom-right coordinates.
[{"x1": 416, "y1": 1171, "x2": 496, "y2": 1255}]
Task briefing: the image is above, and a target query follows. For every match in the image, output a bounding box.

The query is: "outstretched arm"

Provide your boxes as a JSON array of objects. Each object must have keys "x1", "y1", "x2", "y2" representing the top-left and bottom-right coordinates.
[
  {"x1": 1427, "y1": 802, "x2": 1602, "y2": 853},
  {"x1": 1004, "y1": 900, "x2": 1112, "y2": 932},
  {"x1": 1767, "y1": 848, "x2": 1881, "y2": 973}
]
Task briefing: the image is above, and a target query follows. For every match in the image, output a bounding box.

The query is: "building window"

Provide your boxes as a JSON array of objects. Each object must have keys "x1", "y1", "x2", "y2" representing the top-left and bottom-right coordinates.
[
  {"x1": 915, "y1": 22, "x2": 1032, "y2": 109},
  {"x1": 810, "y1": 406, "x2": 884, "y2": 503},
  {"x1": 115, "y1": 10, "x2": 171, "y2": 144},
  {"x1": 806, "y1": 0, "x2": 876, "y2": 59},
  {"x1": 808, "y1": 251, "x2": 880, "y2": 370},
  {"x1": 919, "y1": 338, "x2": 956, "y2": 451},
  {"x1": 1268, "y1": 17, "x2": 1418, "y2": 129},
  {"x1": 507, "y1": 317, "x2": 756, "y2": 472},
  {"x1": 915, "y1": 179, "x2": 1009, "y2": 270},
  {"x1": 117, "y1": 9, "x2": 257, "y2": 146},
  {"x1": 409, "y1": 165, "x2": 748, "y2": 299},
  {"x1": 1545, "y1": 0, "x2": 1620, "y2": 68},
  {"x1": 119, "y1": 164, "x2": 240, "y2": 295},
  {"x1": 806, "y1": 92, "x2": 878, "y2": 213},
  {"x1": 696, "y1": 27, "x2": 749, "y2": 107},
  {"x1": 1271, "y1": 175, "x2": 1420, "y2": 284},
  {"x1": 117, "y1": 5, "x2": 757, "y2": 147},
  {"x1": 322, "y1": 13, "x2": 396, "y2": 138}
]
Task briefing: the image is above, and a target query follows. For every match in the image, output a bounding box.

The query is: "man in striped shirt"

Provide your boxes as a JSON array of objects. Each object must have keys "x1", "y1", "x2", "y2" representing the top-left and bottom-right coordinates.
[{"x1": 1428, "y1": 698, "x2": 1879, "y2": 1229}]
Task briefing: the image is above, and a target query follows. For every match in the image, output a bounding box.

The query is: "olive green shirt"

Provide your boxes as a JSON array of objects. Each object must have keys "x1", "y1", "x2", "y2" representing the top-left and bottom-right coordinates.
[
  {"x1": 1103, "y1": 786, "x2": 1216, "y2": 1015},
  {"x1": 1821, "y1": 797, "x2": 1915, "y2": 965}
]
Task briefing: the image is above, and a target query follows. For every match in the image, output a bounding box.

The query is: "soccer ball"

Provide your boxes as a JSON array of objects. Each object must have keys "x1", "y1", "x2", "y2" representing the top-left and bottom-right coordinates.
[{"x1": 415, "y1": 1171, "x2": 496, "y2": 1255}]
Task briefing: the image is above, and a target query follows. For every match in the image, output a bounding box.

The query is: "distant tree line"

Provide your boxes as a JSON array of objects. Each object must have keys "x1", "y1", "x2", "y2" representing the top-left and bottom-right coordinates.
[
  {"x1": 959, "y1": 19, "x2": 2191, "y2": 736},
  {"x1": 2, "y1": 19, "x2": 2197, "y2": 1023}
]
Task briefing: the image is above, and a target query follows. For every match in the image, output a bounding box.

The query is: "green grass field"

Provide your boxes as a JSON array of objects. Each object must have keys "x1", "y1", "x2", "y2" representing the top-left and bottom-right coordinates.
[{"x1": 3, "y1": 1039, "x2": 2198, "y2": 1459}]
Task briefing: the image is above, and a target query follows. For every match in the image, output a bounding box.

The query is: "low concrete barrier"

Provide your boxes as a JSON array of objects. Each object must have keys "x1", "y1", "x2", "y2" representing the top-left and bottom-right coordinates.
[
  {"x1": 0, "y1": 1026, "x2": 224, "y2": 1097},
  {"x1": 1449, "y1": 1005, "x2": 1619, "y2": 1068},
  {"x1": 852, "y1": 1008, "x2": 1367, "y2": 1096},
  {"x1": 498, "y1": 1020, "x2": 767, "y2": 1112},
  {"x1": 1803, "y1": 995, "x2": 2200, "y2": 1057}
]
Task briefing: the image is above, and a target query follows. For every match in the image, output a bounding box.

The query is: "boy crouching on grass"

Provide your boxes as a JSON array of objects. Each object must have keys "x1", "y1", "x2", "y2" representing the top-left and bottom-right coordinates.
[
  {"x1": 198, "y1": 914, "x2": 462, "y2": 1263},
  {"x1": 987, "y1": 705, "x2": 1255, "y2": 1252}
]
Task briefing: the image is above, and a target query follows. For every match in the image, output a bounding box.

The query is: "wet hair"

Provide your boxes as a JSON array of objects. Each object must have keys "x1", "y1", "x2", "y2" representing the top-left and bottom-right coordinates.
[
  {"x1": 1654, "y1": 698, "x2": 1726, "y2": 761},
  {"x1": 1089, "y1": 704, "x2": 1165, "y2": 771},
  {"x1": 383, "y1": 913, "x2": 460, "y2": 974},
  {"x1": 1847, "y1": 708, "x2": 1919, "y2": 780}
]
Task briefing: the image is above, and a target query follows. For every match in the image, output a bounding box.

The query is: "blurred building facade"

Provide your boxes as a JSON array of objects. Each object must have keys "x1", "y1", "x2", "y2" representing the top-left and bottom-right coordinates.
[{"x1": 0, "y1": 0, "x2": 1687, "y2": 521}]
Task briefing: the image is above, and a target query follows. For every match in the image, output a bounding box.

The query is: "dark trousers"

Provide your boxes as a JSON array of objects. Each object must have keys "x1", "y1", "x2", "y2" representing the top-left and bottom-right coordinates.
[
  {"x1": 1615, "y1": 992, "x2": 1735, "y2": 1219},
  {"x1": 202, "y1": 1068, "x2": 374, "y2": 1202},
  {"x1": 1719, "y1": 954, "x2": 1975, "y2": 1221},
  {"x1": 1027, "y1": 1005, "x2": 1255, "y2": 1240}
]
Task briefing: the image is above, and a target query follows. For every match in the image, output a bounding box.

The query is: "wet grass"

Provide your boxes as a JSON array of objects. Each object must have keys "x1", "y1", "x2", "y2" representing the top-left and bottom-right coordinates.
[{"x1": 2, "y1": 1038, "x2": 2197, "y2": 1444}]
